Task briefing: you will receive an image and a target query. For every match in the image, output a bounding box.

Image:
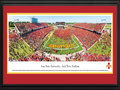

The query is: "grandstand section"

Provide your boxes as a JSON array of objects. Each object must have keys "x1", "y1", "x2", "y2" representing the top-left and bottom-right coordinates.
[
  {"x1": 22, "y1": 26, "x2": 53, "y2": 49},
  {"x1": 9, "y1": 37, "x2": 34, "y2": 60},
  {"x1": 88, "y1": 33, "x2": 111, "y2": 55},
  {"x1": 14, "y1": 23, "x2": 49, "y2": 35},
  {"x1": 73, "y1": 23, "x2": 106, "y2": 33},
  {"x1": 71, "y1": 27, "x2": 101, "y2": 49}
]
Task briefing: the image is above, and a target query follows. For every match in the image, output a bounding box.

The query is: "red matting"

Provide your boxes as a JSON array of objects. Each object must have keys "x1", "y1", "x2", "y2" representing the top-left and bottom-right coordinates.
[{"x1": 3, "y1": 6, "x2": 117, "y2": 84}]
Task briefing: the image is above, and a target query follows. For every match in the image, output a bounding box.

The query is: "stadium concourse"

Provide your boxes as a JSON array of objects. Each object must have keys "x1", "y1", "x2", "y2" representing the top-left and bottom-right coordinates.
[{"x1": 9, "y1": 22, "x2": 111, "y2": 61}]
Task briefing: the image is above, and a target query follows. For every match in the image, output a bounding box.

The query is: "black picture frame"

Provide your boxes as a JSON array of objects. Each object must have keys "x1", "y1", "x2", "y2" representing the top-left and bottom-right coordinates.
[{"x1": 0, "y1": 0, "x2": 120, "y2": 89}]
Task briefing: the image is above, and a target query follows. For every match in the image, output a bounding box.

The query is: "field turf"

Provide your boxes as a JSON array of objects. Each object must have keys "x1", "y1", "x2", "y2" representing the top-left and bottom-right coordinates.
[{"x1": 42, "y1": 34, "x2": 83, "y2": 55}]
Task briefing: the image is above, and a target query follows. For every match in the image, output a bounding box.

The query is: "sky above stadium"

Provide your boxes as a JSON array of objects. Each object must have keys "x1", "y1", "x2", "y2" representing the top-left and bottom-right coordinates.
[{"x1": 8, "y1": 15, "x2": 112, "y2": 23}]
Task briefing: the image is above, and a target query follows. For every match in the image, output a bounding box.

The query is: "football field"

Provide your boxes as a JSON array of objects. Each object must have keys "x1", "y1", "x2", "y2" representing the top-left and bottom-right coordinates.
[{"x1": 42, "y1": 32, "x2": 83, "y2": 54}]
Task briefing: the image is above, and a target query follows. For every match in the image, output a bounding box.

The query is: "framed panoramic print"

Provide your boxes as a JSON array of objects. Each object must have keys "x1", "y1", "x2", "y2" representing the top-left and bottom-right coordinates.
[{"x1": 1, "y1": 0, "x2": 120, "y2": 89}]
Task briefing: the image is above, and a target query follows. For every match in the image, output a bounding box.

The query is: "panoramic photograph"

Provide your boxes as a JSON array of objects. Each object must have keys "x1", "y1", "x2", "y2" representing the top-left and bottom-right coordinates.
[{"x1": 8, "y1": 14, "x2": 112, "y2": 62}]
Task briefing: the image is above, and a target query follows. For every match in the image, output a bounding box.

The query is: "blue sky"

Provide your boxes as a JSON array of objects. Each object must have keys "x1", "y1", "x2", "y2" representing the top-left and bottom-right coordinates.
[{"x1": 8, "y1": 15, "x2": 112, "y2": 23}]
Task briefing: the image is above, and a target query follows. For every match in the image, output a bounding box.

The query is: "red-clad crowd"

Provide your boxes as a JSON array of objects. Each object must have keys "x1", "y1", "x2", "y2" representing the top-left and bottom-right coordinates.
[
  {"x1": 15, "y1": 23, "x2": 48, "y2": 33},
  {"x1": 54, "y1": 29, "x2": 72, "y2": 40},
  {"x1": 73, "y1": 23, "x2": 105, "y2": 32},
  {"x1": 83, "y1": 53, "x2": 110, "y2": 61},
  {"x1": 9, "y1": 52, "x2": 110, "y2": 62},
  {"x1": 65, "y1": 53, "x2": 83, "y2": 61},
  {"x1": 72, "y1": 27, "x2": 101, "y2": 49},
  {"x1": 9, "y1": 53, "x2": 62, "y2": 61},
  {"x1": 9, "y1": 33, "x2": 20, "y2": 41},
  {"x1": 66, "y1": 52, "x2": 110, "y2": 61},
  {"x1": 23, "y1": 27, "x2": 53, "y2": 48}
]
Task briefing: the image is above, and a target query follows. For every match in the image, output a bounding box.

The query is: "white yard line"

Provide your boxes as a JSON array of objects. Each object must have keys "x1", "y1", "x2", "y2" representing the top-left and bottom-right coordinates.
[
  {"x1": 71, "y1": 35, "x2": 79, "y2": 48},
  {"x1": 43, "y1": 31, "x2": 54, "y2": 48},
  {"x1": 20, "y1": 38, "x2": 35, "y2": 51},
  {"x1": 73, "y1": 34, "x2": 86, "y2": 51},
  {"x1": 14, "y1": 23, "x2": 20, "y2": 33}
]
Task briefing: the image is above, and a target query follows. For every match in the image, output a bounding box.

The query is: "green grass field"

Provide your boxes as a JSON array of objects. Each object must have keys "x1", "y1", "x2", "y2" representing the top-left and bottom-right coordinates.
[{"x1": 42, "y1": 34, "x2": 83, "y2": 54}]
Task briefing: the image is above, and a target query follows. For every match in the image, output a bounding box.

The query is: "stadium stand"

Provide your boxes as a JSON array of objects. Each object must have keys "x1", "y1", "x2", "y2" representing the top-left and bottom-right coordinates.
[
  {"x1": 73, "y1": 23, "x2": 106, "y2": 33},
  {"x1": 14, "y1": 23, "x2": 49, "y2": 34},
  {"x1": 23, "y1": 27, "x2": 53, "y2": 49},
  {"x1": 72, "y1": 27, "x2": 101, "y2": 49},
  {"x1": 53, "y1": 29, "x2": 72, "y2": 40}
]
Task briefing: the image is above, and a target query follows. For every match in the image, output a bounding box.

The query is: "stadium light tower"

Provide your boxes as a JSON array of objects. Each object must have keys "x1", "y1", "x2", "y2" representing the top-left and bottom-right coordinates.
[
  {"x1": 101, "y1": 19, "x2": 106, "y2": 23},
  {"x1": 30, "y1": 16, "x2": 32, "y2": 23}
]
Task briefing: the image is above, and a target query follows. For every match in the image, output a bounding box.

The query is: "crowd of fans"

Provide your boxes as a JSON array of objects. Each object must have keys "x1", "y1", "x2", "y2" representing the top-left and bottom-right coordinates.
[
  {"x1": 9, "y1": 52, "x2": 62, "y2": 61},
  {"x1": 67, "y1": 52, "x2": 110, "y2": 61},
  {"x1": 15, "y1": 23, "x2": 49, "y2": 33},
  {"x1": 83, "y1": 53, "x2": 110, "y2": 61},
  {"x1": 73, "y1": 23, "x2": 105, "y2": 32},
  {"x1": 54, "y1": 29, "x2": 72, "y2": 40},
  {"x1": 9, "y1": 33, "x2": 20, "y2": 41},
  {"x1": 88, "y1": 33, "x2": 111, "y2": 56},
  {"x1": 72, "y1": 27, "x2": 101, "y2": 49},
  {"x1": 9, "y1": 38, "x2": 34, "y2": 60},
  {"x1": 23, "y1": 27, "x2": 53, "y2": 48},
  {"x1": 9, "y1": 51, "x2": 111, "y2": 61},
  {"x1": 65, "y1": 53, "x2": 83, "y2": 61}
]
